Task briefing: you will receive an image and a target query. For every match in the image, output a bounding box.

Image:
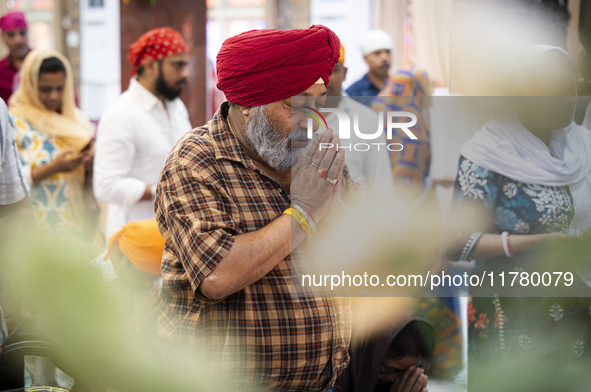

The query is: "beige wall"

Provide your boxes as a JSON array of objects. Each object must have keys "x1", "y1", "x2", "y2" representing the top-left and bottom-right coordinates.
[{"x1": 0, "y1": 2, "x2": 9, "y2": 59}]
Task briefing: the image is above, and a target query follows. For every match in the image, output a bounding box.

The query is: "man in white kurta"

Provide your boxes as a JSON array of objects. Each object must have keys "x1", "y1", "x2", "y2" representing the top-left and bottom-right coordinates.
[{"x1": 94, "y1": 28, "x2": 192, "y2": 237}]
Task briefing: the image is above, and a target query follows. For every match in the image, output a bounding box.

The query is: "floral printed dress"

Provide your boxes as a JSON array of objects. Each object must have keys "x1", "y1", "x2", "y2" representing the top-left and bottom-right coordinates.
[
  {"x1": 448, "y1": 155, "x2": 591, "y2": 371},
  {"x1": 11, "y1": 114, "x2": 101, "y2": 251}
]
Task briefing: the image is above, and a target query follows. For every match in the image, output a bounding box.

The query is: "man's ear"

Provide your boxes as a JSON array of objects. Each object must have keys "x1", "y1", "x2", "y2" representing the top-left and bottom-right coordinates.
[
  {"x1": 240, "y1": 106, "x2": 254, "y2": 120},
  {"x1": 343, "y1": 66, "x2": 348, "y2": 80}
]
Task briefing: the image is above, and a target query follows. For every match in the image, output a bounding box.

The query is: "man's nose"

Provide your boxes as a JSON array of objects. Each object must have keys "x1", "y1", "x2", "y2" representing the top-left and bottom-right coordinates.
[
  {"x1": 299, "y1": 117, "x2": 320, "y2": 132},
  {"x1": 180, "y1": 66, "x2": 189, "y2": 80}
]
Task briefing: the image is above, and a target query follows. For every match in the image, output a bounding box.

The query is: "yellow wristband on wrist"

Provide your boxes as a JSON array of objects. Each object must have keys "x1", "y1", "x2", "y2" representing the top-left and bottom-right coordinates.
[{"x1": 284, "y1": 207, "x2": 313, "y2": 239}]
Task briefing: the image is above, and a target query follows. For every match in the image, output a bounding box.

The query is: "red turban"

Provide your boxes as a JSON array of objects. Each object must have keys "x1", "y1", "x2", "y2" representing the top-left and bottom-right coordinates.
[
  {"x1": 216, "y1": 25, "x2": 340, "y2": 107},
  {"x1": 0, "y1": 11, "x2": 27, "y2": 32},
  {"x1": 128, "y1": 27, "x2": 187, "y2": 76}
]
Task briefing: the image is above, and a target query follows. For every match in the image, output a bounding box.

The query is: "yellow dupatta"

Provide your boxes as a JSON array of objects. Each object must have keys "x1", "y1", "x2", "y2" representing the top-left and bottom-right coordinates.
[
  {"x1": 9, "y1": 50, "x2": 104, "y2": 251},
  {"x1": 8, "y1": 50, "x2": 92, "y2": 149}
]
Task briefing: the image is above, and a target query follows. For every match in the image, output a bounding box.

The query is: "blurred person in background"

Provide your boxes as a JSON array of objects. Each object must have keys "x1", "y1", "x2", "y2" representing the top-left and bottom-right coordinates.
[
  {"x1": 4, "y1": 85, "x2": 68, "y2": 389},
  {"x1": 94, "y1": 27, "x2": 192, "y2": 238},
  {"x1": 372, "y1": 64, "x2": 454, "y2": 194},
  {"x1": 0, "y1": 97, "x2": 32, "y2": 350},
  {"x1": 0, "y1": 11, "x2": 30, "y2": 104},
  {"x1": 9, "y1": 50, "x2": 101, "y2": 254},
  {"x1": 337, "y1": 298, "x2": 434, "y2": 392},
  {"x1": 0, "y1": 98, "x2": 30, "y2": 229},
  {"x1": 346, "y1": 30, "x2": 392, "y2": 107},
  {"x1": 373, "y1": 66, "x2": 461, "y2": 380},
  {"x1": 156, "y1": 25, "x2": 352, "y2": 391},
  {"x1": 445, "y1": 46, "x2": 591, "y2": 389},
  {"x1": 325, "y1": 42, "x2": 394, "y2": 199},
  {"x1": 106, "y1": 218, "x2": 164, "y2": 341}
]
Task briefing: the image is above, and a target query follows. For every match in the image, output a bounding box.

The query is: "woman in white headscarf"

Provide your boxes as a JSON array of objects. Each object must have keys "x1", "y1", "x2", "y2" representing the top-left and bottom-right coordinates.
[{"x1": 445, "y1": 45, "x2": 591, "y2": 385}]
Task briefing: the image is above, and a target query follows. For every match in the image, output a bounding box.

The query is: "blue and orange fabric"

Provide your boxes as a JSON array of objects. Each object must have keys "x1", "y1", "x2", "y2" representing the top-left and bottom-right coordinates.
[
  {"x1": 372, "y1": 64, "x2": 433, "y2": 193},
  {"x1": 416, "y1": 296, "x2": 463, "y2": 379}
]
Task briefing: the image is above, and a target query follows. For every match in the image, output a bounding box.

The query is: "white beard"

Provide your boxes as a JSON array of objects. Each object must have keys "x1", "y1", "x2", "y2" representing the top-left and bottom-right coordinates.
[{"x1": 244, "y1": 105, "x2": 311, "y2": 172}]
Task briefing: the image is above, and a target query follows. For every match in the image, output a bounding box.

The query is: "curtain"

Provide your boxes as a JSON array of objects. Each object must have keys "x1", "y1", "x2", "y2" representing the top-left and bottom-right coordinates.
[
  {"x1": 373, "y1": 0, "x2": 407, "y2": 71},
  {"x1": 373, "y1": 0, "x2": 453, "y2": 86},
  {"x1": 409, "y1": 0, "x2": 453, "y2": 87}
]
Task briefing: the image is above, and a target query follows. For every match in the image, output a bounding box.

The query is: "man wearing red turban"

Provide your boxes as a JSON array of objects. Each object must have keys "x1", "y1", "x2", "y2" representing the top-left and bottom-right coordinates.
[
  {"x1": 156, "y1": 25, "x2": 353, "y2": 391},
  {"x1": 0, "y1": 11, "x2": 30, "y2": 103},
  {"x1": 94, "y1": 28, "x2": 192, "y2": 239}
]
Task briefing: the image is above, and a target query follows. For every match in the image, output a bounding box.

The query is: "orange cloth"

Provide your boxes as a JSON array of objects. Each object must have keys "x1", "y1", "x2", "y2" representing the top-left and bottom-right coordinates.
[
  {"x1": 108, "y1": 219, "x2": 165, "y2": 275},
  {"x1": 339, "y1": 43, "x2": 345, "y2": 64}
]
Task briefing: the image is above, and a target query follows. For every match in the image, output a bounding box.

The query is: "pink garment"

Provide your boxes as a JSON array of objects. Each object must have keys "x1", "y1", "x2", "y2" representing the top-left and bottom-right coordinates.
[
  {"x1": 0, "y1": 11, "x2": 27, "y2": 32},
  {"x1": 0, "y1": 56, "x2": 18, "y2": 103}
]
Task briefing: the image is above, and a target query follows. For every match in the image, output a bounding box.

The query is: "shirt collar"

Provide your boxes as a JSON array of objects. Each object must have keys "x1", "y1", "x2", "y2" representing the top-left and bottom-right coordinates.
[
  {"x1": 209, "y1": 102, "x2": 260, "y2": 172},
  {"x1": 129, "y1": 78, "x2": 162, "y2": 112}
]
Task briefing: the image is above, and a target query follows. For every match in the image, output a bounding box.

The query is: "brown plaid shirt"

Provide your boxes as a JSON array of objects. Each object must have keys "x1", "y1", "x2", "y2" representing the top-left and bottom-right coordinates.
[{"x1": 155, "y1": 102, "x2": 351, "y2": 391}]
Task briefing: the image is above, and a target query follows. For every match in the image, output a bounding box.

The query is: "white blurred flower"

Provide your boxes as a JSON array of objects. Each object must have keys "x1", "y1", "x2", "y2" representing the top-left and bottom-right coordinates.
[
  {"x1": 573, "y1": 340, "x2": 585, "y2": 358},
  {"x1": 549, "y1": 303, "x2": 564, "y2": 321}
]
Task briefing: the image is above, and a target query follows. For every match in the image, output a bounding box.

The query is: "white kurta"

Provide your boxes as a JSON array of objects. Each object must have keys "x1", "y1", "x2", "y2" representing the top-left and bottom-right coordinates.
[
  {"x1": 94, "y1": 78, "x2": 192, "y2": 238},
  {"x1": 325, "y1": 96, "x2": 394, "y2": 200}
]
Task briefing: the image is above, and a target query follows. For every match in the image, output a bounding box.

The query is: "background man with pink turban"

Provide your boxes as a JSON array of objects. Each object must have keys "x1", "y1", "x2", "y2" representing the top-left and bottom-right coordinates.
[
  {"x1": 94, "y1": 27, "x2": 192, "y2": 238},
  {"x1": 156, "y1": 25, "x2": 352, "y2": 391},
  {"x1": 0, "y1": 11, "x2": 30, "y2": 103}
]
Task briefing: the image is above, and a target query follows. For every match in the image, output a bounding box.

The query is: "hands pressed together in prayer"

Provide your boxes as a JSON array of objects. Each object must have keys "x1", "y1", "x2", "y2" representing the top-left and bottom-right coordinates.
[
  {"x1": 388, "y1": 366, "x2": 428, "y2": 392},
  {"x1": 290, "y1": 128, "x2": 345, "y2": 227},
  {"x1": 198, "y1": 129, "x2": 347, "y2": 302}
]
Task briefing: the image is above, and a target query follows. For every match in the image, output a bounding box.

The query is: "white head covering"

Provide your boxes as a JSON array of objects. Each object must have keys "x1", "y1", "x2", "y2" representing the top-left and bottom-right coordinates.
[
  {"x1": 359, "y1": 29, "x2": 393, "y2": 56},
  {"x1": 462, "y1": 117, "x2": 591, "y2": 236},
  {"x1": 461, "y1": 46, "x2": 591, "y2": 236}
]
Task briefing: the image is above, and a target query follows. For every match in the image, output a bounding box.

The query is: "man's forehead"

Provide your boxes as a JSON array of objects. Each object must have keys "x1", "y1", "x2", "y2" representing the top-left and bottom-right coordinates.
[
  {"x1": 3, "y1": 28, "x2": 26, "y2": 34},
  {"x1": 166, "y1": 53, "x2": 188, "y2": 62},
  {"x1": 369, "y1": 48, "x2": 390, "y2": 55},
  {"x1": 296, "y1": 83, "x2": 328, "y2": 97}
]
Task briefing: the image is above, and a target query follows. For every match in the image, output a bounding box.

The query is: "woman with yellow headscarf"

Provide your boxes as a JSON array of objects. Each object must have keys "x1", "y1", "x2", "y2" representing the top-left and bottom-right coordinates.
[{"x1": 9, "y1": 50, "x2": 101, "y2": 251}]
